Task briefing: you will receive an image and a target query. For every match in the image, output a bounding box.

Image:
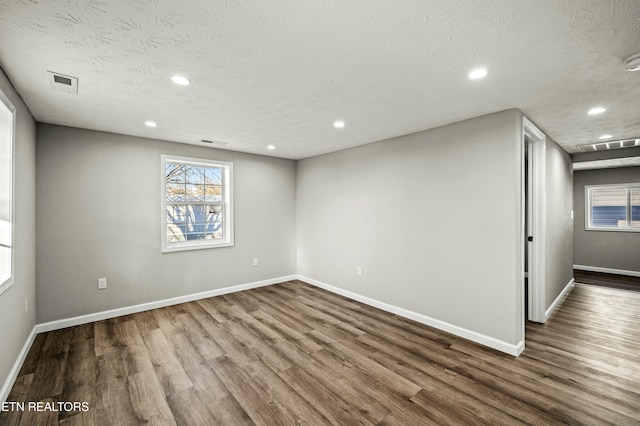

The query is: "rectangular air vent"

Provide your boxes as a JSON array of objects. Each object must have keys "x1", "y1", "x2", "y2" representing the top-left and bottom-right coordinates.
[
  {"x1": 47, "y1": 71, "x2": 78, "y2": 94},
  {"x1": 200, "y1": 139, "x2": 228, "y2": 146},
  {"x1": 578, "y1": 138, "x2": 640, "y2": 152}
]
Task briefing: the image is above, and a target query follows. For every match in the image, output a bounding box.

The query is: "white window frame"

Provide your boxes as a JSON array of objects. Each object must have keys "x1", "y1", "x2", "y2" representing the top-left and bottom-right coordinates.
[
  {"x1": 585, "y1": 183, "x2": 640, "y2": 232},
  {"x1": 0, "y1": 90, "x2": 15, "y2": 295},
  {"x1": 161, "y1": 155, "x2": 234, "y2": 252}
]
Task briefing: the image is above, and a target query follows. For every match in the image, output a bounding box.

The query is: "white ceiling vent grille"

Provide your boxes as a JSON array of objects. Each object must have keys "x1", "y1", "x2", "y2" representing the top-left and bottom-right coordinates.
[
  {"x1": 578, "y1": 138, "x2": 640, "y2": 152},
  {"x1": 200, "y1": 139, "x2": 228, "y2": 146},
  {"x1": 47, "y1": 71, "x2": 78, "y2": 94}
]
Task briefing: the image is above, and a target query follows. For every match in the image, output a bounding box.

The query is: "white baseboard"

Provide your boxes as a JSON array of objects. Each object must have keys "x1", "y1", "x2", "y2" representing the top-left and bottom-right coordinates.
[
  {"x1": 295, "y1": 275, "x2": 524, "y2": 357},
  {"x1": 36, "y1": 275, "x2": 297, "y2": 334},
  {"x1": 5, "y1": 272, "x2": 526, "y2": 403},
  {"x1": 1, "y1": 326, "x2": 37, "y2": 404},
  {"x1": 544, "y1": 278, "x2": 574, "y2": 321},
  {"x1": 573, "y1": 265, "x2": 640, "y2": 278}
]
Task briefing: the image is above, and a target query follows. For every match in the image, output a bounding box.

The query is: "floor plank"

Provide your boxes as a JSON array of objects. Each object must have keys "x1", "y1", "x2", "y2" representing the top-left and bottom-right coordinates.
[
  {"x1": 574, "y1": 269, "x2": 640, "y2": 292},
  {"x1": 2, "y1": 279, "x2": 640, "y2": 425}
]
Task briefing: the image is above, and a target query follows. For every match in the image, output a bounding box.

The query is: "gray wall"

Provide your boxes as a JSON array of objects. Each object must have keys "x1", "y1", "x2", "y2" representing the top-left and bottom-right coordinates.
[
  {"x1": 544, "y1": 138, "x2": 574, "y2": 308},
  {"x1": 0, "y1": 70, "x2": 36, "y2": 393},
  {"x1": 36, "y1": 124, "x2": 297, "y2": 322},
  {"x1": 573, "y1": 166, "x2": 640, "y2": 273},
  {"x1": 297, "y1": 110, "x2": 524, "y2": 346}
]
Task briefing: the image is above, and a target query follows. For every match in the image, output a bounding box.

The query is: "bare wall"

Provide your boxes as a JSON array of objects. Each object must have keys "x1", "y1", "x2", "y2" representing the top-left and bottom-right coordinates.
[
  {"x1": 0, "y1": 69, "x2": 36, "y2": 396},
  {"x1": 296, "y1": 110, "x2": 524, "y2": 348},
  {"x1": 544, "y1": 137, "x2": 574, "y2": 308},
  {"x1": 573, "y1": 166, "x2": 640, "y2": 273},
  {"x1": 36, "y1": 124, "x2": 297, "y2": 322}
]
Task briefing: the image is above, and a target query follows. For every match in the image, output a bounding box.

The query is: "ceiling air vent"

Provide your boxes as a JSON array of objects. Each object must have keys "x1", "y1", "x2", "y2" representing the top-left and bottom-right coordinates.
[
  {"x1": 200, "y1": 139, "x2": 228, "y2": 146},
  {"x1": 578, "y1": 138, "x2": 640, "y2": 152},
  {"x1": 47, "y1": 71, "x2": 78, "y2": 94}
]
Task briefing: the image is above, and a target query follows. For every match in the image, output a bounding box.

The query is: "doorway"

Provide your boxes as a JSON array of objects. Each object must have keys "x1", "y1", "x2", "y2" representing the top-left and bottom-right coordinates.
[{"x1": 523, "y1": 117, "x2": 546, "y2": 324}]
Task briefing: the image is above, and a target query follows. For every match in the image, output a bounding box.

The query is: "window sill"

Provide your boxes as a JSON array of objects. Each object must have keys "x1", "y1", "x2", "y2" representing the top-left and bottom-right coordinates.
[
  {"x1": 585, "y1": 227, "x2": 640, "y2": 233},
  {"x1": 162, "y1": 240, "x2": 234, "y2": 253}
]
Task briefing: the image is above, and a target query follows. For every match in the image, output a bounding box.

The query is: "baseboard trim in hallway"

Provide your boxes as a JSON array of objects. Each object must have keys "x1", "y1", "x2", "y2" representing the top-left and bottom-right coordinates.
[
  {"x1": 573, "y1": 265, "x2": 640, "y2": 278},
  {"x1": 544, "y1": 278, "x2": 575, "y2": 321}
]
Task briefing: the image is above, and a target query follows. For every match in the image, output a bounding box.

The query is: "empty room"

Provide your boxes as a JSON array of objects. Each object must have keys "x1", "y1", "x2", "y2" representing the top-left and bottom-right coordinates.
[{"x1": 1, "y1": 1, "x2": 639, "y2": 424}]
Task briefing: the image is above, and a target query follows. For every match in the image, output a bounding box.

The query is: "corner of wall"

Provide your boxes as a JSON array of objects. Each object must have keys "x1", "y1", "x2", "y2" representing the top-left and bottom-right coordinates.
[{"x1": 0, "y1": 66, "x2": 37, "y2": 403}]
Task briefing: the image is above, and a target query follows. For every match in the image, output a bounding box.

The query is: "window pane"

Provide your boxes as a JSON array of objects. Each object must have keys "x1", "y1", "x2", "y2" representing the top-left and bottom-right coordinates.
[
  {"x1": 0, "y1": 95, "x2": 13, "y2": 289},
  {"x1": 166, "y1": 205, "x2": 187, "y2": 242},
  {"x1": 0, "y1": 246, "x2": 9, "y2": 283},
  {"x1": 205, "y1": 185, "x2": 222, "y2": 201},
  {"x1": 186, "y1": 232, "x2": 206, "y2": 240},
  {"x1": 167, "y1": 224, "x2": 186, "y2": 242},
  {"x1": 207, "y1": 206, "x2": 223, "y2": 239},
  {"x1": 591, "y1": 188, "x2": 627, "y2": 227},
  {"x1": 188, "y1": 205, "x2": 209, "y2": 223},
  {"x1": 166, "y1": 183, "x2": 185, "y2": 201},
  {"x1": 185, "y1": 184, "x2": 205, "y2": 201},
  {"x1": 632, "y1": 189, "x2": 640, "y2": 229},
  {"x1": 166, "y1": 163, "x2": 184, "y2": 183},
  {"x1": 166, "y1": 205, "x2": 186, "y2": 224},
  {"x1": 185, "y1": 166, "x2": 205, "y2": 184},
  {"x1": 0, "y1": 217, "x2": 9, "y2": 247},
  {"x1": 205, "y1": 167, "x2": 222, "y2": 185}
]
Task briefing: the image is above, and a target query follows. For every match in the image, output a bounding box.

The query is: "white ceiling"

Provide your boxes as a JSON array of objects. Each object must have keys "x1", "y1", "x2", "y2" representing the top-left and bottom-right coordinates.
[{"x1": 0, "y1": 0, "x2": 639, "y2": 159}]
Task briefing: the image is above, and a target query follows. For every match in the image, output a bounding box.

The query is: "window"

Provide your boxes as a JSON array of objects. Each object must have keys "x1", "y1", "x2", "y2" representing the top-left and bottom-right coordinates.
[
  {"x1": 0, "y1": 91, "x2": 14, "y2": 295},
  {"x1": 586, "y1": 183, "x2": 640, "y2": 232},
  {"x1": 161, "y1": 155, "x2": 233, "y2": 252}
]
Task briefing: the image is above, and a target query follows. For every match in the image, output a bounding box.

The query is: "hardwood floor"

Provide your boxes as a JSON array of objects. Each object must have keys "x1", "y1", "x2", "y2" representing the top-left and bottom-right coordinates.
[
  {"x1": 574, "y1": 269, "x2": 640, "y2": 292},
  {"x1": 2, "y1": 280, "x2": 639, "y2": 425}
]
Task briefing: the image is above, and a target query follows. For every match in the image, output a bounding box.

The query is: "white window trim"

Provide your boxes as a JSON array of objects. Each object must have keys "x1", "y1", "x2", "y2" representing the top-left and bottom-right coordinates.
[
  {"x1": 0, "y1": 90, "x2": 15, "y2": 295},
  {"x1": 161, "y1": 155, "x2": 234, "y2": 252},
  {"x1": 585, "y1": 182, "x2": 640, "y2": 232}
]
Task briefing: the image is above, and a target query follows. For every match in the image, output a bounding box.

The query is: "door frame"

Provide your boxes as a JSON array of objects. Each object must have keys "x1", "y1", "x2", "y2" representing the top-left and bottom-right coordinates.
[{"x1": 523, "y1": 117, "x2": 546, "y2": 323}]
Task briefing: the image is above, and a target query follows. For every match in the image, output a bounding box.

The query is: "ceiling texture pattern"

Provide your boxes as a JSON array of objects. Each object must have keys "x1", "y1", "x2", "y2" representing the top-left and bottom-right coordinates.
[{"x1": 0, "y1": 0, "x2": 639, "y2": 159}]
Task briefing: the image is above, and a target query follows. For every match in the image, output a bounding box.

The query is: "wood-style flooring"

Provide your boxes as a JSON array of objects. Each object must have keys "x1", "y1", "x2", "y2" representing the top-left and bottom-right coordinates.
[
  {"x1": 574, "y1": 269, "x2": 640, "y2": 292},
  {"x1": 1, "y1": 279, "x2": 639, "y2": 425}
]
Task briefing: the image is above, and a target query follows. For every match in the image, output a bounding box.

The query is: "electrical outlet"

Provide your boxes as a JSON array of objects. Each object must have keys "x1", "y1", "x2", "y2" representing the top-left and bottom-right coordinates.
[
  {"x1": 98, "y1": 277, "x2": 107, "y2": 290},
  {"x1": 253, "y1": 258, "x2": 259, "y2": 267},
  {"x1": 356, "y1": 267, "x2": 362, "y2": 277},
  {"x1": 24, "y1": 298, "x2": 28, "y2": 314}
]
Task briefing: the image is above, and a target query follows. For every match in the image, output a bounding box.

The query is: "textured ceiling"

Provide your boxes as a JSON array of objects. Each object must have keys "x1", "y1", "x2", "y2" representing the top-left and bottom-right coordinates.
[{"x1": 0, "y1": 0, "x2": 639, "y2": 159}]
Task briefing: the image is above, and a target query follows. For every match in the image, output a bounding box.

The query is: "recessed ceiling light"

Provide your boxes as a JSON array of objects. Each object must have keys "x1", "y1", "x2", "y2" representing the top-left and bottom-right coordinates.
[
  {"x1": 334, "y1": 120, "x2": 345, "y2": 128},
  {"x1": 171, "y1": 75, "x2": 190, "y2": 86},
  {"x1": 267, "y1": 145, "x2": 275, "y2": 150},
  {"x1": 468, "y1": 68, "x2": 488, "y2": 79},
  {"x1": 587, "y1": 107, "x2": 606, "y2": 115},
  {"x1": 145, "y1": 121, "x2": 157, "y2": 128},
  {"x1": 598, "y1": 134, "x2": 612, "y2": 140}
]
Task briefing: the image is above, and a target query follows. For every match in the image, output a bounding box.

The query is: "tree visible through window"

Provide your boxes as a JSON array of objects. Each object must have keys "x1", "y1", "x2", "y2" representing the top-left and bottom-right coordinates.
[
  {"x1": 162, "y1": 155, "x2": 233, "y2": 252},
  {"x1": 586, "y1": 184, "x2": 640, "y2": 231}
]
